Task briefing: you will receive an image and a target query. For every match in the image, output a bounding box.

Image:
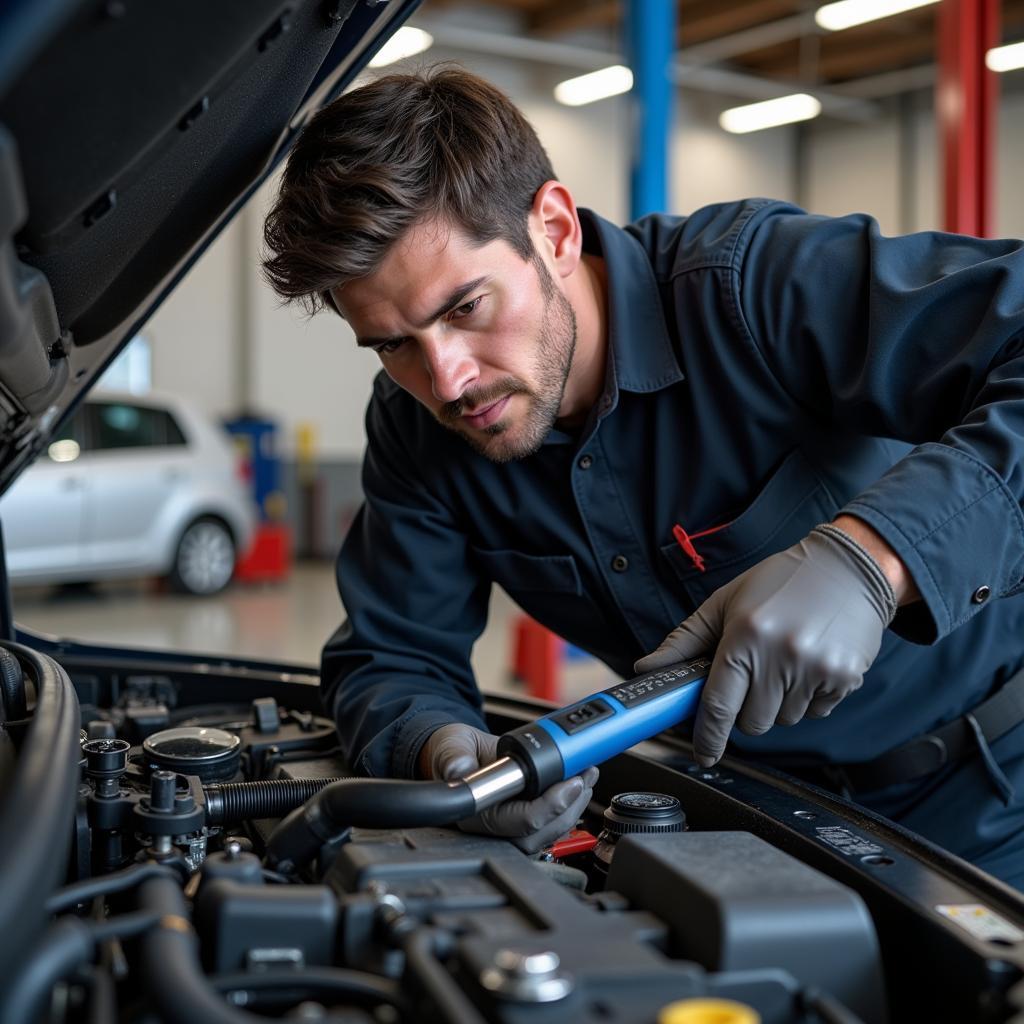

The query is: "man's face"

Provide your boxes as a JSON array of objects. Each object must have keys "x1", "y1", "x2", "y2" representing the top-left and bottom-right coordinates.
[{"x1": 333, "y1": 220, "x2": 577, "y2": 462}]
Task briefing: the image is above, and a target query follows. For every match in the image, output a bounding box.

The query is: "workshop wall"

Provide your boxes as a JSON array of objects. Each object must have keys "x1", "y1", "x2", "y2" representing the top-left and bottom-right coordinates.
[
  {"x1": 143, "y1": 216, "x2": 244, "y2": 411},
  {"x1": 803, "y1": 113, "x2": 907, "y2": 234}
]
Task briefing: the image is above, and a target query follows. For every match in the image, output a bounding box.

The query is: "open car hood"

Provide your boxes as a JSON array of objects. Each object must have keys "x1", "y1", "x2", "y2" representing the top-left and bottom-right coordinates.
[{"x1": 0, "y1": 0, "x2": 419, "y2": 496}]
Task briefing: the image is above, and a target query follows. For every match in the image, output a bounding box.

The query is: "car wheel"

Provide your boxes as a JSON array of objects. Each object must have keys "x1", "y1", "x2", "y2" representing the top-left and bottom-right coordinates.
[{"x1": 168, "y1": 517, "x2": 236, "y2": 595}]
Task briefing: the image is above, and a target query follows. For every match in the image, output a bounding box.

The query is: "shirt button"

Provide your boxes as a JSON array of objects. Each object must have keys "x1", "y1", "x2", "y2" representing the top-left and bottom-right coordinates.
[
  {"x1": 578, "y1": 454, "x2": 593, "y2": 470},
  {"x1": 972, "y1": 585, "x2": 991, "y2": 605},
  {"x1": 611, "y1": 554, "x2": 629, "y2": 573}
]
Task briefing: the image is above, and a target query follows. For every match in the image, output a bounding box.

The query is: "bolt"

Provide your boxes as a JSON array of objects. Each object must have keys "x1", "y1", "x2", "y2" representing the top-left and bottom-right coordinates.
[
  {"x1": 494, "y1": 949, "x2": 561, "y2": 976},
  {"x1": 95, "y1": 777, "x2": 119, "y2": 799},
  {"x1": 480, "y1": 948, "x2": 572, "y2": 1003},
  {"x1": 225, "y1": 840, "x2": 243, "y2": 860},
  {"x1": 150, "y1": 771, "x2": 176, "y2": 812}
]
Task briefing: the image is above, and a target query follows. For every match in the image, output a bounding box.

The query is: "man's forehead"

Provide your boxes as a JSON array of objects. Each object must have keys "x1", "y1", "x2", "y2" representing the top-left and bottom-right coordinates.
[{"x1": 335, "y1": 224, "x2": 505, "y2": 320}]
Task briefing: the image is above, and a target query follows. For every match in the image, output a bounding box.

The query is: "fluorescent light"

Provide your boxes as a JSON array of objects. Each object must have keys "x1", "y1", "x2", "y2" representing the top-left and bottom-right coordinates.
[
  {"x1": 987, "y1": 41, "x2": 1024, "y2": 73},
  {"x1": 719, "y1": 93, "x2": 822, "y2": 134},
  {"x1": 368, "y1": 27, "x2": 433, "y2": 68},
  {"x1": 815, "y1": 0, "x2": 939, "y2": 32},
  {"x1": 554, "y1": 65, "x2": 633, "y2": 107}
]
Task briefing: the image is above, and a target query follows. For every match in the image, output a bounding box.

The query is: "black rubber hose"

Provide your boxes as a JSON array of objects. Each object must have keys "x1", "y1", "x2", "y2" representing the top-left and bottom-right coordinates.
[
  {"x1": 210, "y1": 968, "x2": 407, "y2": 1013},
  {"x1": 138, "y1": 875, "x2": 266, "y2": 1024},
  {"x1": 2, "y1": 917, "x2": 93, "y2": 1024},
  {"x1": 265, "y1": 778, "x2": 478, "y2": 873},
  {"x1": 86, "y1": 964, "x2": 118, "y2": 1024},
  {"x1": 203, "y1": 778, "x2": 343, "y2": 826},
  {"x1": 0, "y1": 646, "x2": 25, "y2": 721},
  {"x1": 3, "y1": 911, "x2": 161, "y2": 1024},
  {"x1": 46, "y1": 862, "x2": 181, "y2": 915},
  {"x1": 0, "y1": 645, "x2": 80, "y2": 993}
]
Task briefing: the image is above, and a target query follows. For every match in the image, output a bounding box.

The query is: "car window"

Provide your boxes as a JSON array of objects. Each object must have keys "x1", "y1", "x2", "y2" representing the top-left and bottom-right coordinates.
[
  {"x1": 88, "y1": 402, "x2": 187, "y2": 450},
  {"x1": 51, "y1": 409, "x2": 81, "y2": 444}
]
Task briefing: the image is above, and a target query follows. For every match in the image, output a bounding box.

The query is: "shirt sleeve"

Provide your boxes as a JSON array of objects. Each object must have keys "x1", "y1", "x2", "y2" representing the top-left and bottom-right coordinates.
[
  {"x1": 734, "y1": 204, "x2": 1024, "y2": 644},
  {"x1": 321, "y1": 384, "x2": 490, "y2": 778}
]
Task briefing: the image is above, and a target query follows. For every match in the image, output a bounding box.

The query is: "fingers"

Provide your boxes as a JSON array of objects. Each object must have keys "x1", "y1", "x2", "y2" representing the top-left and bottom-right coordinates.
[
  {"x1": 774, "y1": 686, "x2": 815, "y2": 727},
  {"x1": 513, "y1": 778, "x2": 595, "y2": 855},
  {"x1": 469, "y1": 768, "x2": 598, "y2": 852},
  {"x1": 427, "y1": 724, "x2": 499, "y2": 781},
  {"x1": 428, "y1": 727, "x2": 480, "y2": 781},
  {"x1": 692, "y1": 653, "x2": 751, "y2": 766},
  {"x1": 633, "y1": 605, "x2": 720, "y2": 675},
  {"x1": 438, "y1": 753, "x2": 478, "y2": 781},
  {"x1": 806, "y1": 691, "x2": 845, "y2": 719}
]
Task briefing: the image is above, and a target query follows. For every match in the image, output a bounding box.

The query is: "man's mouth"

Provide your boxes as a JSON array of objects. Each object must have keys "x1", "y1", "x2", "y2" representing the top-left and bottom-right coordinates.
[{"x1": 461, "y1": 394, "x2": 512, "y2": 429}]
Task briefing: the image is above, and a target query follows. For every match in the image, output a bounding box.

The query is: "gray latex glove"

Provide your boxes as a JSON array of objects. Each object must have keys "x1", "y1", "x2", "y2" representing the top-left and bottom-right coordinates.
[
  {"x1": 635, "y1": 524, "x2": 898, "y2": 767},
  {"x1": 421, "y1": 722, "x2": 598, "y2": 854}
]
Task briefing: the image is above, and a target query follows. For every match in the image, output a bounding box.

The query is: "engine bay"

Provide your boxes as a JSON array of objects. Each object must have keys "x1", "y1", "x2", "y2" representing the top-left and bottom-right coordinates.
[{"x1": 5, "y1": 638, "x2": 1024, "y2": 1024}]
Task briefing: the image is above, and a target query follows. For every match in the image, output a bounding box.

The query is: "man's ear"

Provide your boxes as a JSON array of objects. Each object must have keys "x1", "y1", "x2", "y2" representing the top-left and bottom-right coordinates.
[{"x1": 528, "y1": 180, "x2": 583, "y2": 281}]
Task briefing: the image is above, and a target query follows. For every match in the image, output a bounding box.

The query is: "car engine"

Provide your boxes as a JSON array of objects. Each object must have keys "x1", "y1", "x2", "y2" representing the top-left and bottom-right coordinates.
[{"x1": 4, "y1": 637, "x2": 1024, "y2": 1024}]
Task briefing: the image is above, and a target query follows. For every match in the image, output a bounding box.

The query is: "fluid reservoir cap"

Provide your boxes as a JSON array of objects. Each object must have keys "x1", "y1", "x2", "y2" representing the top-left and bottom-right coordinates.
[
  {"x1": 143, "y1": 726, "x2": 241, "y2": 783},
  {"x1": 82, "y1": 737, "x2": 131, "y2": 776},
  {"x1": 602, "y1": 791, "x2": 686, "y2": 836},
  {"x1": 658, "y1": 998, "x2": 761, "y2": 1024}
]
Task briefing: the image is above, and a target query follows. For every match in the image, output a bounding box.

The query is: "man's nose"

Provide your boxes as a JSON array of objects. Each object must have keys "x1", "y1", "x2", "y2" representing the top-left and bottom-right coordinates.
[{"x1": 422, "y1": 335, "x2": 478, "y2": 404}]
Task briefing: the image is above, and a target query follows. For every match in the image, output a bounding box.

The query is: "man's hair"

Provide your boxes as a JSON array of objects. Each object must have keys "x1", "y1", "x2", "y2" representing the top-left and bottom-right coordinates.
[{"x1": 262, "y1": 64, "x2": 557, "y2": 314}]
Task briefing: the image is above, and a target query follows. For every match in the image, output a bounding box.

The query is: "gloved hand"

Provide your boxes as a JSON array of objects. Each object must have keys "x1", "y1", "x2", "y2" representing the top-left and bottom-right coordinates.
[
  {"x1": 420, "y1": 722, "x2": 598, "y2": 854},
  {"x1": 635, "y1": 524, "x2": 897, "y2": 767}
]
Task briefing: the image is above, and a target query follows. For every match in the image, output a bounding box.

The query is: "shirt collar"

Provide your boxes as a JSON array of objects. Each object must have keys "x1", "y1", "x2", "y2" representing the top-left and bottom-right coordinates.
[{"x1": 580, "y1": 208, "x2": 684, "y2": 395}]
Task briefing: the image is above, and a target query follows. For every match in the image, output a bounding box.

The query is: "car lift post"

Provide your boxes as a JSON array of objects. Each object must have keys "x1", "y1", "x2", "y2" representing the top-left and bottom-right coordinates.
[
  {"x1": 627, "y1": 0, "x2": 676, "y2": 220},
  {"x1": 937, "y1": 0, "x2": 1000, "y2": 237}
]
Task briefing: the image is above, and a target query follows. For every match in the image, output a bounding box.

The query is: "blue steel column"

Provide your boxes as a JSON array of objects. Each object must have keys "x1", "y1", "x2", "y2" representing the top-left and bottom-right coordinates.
[{"x1": 626, "y1": 0, "x2": 677, "y2": 219}]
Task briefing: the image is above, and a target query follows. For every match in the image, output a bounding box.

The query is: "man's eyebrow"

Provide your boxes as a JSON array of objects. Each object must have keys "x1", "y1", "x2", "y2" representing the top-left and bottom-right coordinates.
[{"x1": 354, "y1": 276, "x2": 490, "y2": 349}]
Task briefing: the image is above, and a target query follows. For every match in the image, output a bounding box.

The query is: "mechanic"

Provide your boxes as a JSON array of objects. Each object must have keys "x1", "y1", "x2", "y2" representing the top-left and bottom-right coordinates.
[{"x1": 263, "y1": 66, "x2": 1024, "y2": 885}]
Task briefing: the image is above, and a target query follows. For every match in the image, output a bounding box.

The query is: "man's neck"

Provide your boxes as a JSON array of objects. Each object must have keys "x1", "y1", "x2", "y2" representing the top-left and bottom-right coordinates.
[{"x1": 557, "y1": 252, "x2": 609, "y2": 427}]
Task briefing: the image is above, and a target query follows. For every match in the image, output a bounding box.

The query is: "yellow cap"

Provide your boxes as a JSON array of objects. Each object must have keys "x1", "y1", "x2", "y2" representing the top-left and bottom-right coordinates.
[{"x1": 657, "y1": 998, "x2": 761, "y2": 1024}]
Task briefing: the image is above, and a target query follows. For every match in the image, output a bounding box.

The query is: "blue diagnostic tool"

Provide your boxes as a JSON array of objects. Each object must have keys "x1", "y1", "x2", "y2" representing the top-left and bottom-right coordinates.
[{"x1": 496, "y1": 657, "x2": 710, "y2": 798}]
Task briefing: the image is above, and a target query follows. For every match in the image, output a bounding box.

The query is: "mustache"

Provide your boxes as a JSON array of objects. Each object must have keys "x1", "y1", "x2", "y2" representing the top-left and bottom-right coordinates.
[{"x1": 439, "y1": 379, "x2": 528, "y2": 424}]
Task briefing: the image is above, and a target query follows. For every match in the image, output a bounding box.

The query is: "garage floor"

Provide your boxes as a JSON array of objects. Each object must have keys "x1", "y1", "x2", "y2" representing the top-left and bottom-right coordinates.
[{"x1": 11, "y1": 562, "x2": 613, "y2": 703}]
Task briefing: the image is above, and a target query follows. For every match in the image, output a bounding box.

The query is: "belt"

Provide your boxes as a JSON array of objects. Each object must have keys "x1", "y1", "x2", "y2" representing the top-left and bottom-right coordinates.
[{"x1": 793, "y1": 665, "x2": 1024, "y2": 797}]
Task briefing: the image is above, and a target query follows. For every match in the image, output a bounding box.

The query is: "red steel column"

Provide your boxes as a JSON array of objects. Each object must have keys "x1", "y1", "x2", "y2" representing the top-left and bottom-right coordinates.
[{"x1": 937, "y1": 0, "x2": 1000, "y2": 236}]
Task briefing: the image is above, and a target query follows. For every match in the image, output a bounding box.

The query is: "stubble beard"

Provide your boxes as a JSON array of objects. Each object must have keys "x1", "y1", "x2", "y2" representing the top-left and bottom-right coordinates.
[{"x1": 437, "y1": 259, "x2": 578, "y2": 463}]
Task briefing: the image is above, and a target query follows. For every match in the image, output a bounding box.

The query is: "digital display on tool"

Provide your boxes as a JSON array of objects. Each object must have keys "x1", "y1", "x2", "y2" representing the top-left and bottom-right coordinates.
[{"x1": 485, "y1": 657, "x2": 710, "y2": 800}]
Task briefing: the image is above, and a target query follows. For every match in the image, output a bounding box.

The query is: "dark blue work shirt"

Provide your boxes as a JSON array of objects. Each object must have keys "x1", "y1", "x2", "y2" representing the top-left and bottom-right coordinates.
[{"x1": 323, "y1": 199, "x2": 1024, "y2": 879}]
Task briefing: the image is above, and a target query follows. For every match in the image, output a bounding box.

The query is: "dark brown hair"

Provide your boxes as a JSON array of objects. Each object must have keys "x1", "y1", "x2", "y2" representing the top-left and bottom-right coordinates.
[{"x1": 262, "y1": 64, "x2": 556, "y2": 314}]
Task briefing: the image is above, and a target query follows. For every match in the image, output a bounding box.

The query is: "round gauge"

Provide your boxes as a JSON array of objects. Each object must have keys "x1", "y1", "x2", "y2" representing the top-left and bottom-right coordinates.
[
  {"x1": 142, "y1": 726, "x2": 241, "y2": 783},
  {"x1": 601, "y1": 791, "x2": 687, "y2": 837}
]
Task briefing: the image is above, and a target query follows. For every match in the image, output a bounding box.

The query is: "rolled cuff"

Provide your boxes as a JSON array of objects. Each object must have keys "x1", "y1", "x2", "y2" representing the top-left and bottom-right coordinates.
[
  {"x1": 842, "y1": 442, "x2": 1024, "y2": 644},
  {"x1": 353, "y1": 707, "x2": 485, "y2": 780}
]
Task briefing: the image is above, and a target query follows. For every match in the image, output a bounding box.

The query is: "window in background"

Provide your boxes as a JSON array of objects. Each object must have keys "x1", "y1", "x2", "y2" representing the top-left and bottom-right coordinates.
[
  {"x1": 97, "y1": 335, "x2": 152, "y2": 394},
  {"x1": 88, "y1": 402, "x2": 186, "y2": 451}
]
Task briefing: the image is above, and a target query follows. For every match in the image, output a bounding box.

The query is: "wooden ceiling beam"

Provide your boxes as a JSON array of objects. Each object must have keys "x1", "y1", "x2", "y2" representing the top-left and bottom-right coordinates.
[
  {"x1": 677, "y1": 0, "x2": 800, "y2": 47},
  {"x1": 817, "y1": 30, "x2": 936, "y2": 81},
  {"x1": 526, "y1": 0, "x2": 620, "y2": 35}
]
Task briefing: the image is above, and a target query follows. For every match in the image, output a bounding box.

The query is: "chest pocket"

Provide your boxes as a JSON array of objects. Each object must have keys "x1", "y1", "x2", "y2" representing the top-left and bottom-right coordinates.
[
  {"x1": 470, "y1": 547, "x2": 583, "y2": 598},
  {"x1": 659, "y1": 449, "x2": 840, "y2": 607}
]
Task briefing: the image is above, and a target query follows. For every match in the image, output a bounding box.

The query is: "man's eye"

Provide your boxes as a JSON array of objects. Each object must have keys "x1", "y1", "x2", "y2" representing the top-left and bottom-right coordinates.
[
  {"x1": 375, "y1": 339, "x2": 406, "y2": 355},
  {"x1": 450, "y1": 297, "x2": 482, "y2": 320}
]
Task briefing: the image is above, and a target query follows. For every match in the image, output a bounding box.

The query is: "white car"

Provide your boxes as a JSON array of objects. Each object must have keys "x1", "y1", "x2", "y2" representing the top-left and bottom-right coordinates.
[{"x1": 0, "y1": 391, "x2": 255, "y2": 595}]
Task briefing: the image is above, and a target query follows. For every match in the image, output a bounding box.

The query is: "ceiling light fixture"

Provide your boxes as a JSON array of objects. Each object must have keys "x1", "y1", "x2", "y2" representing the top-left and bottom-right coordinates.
[
  {"x1": 814, "y1": 0, "x2": 939, "y2": 33},
  {"x1": 554, "y1": 65, "x2": 634, "y2": 107},
  {"x1": 719, "y1": 93, "x2": 823, "y2": 134},
  {"x1": 986, "y1": 41, "x2": 1024, "y2": 73},
  {"x1": 368, "y1": 26, "x2": 433, "y2": 68}
]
